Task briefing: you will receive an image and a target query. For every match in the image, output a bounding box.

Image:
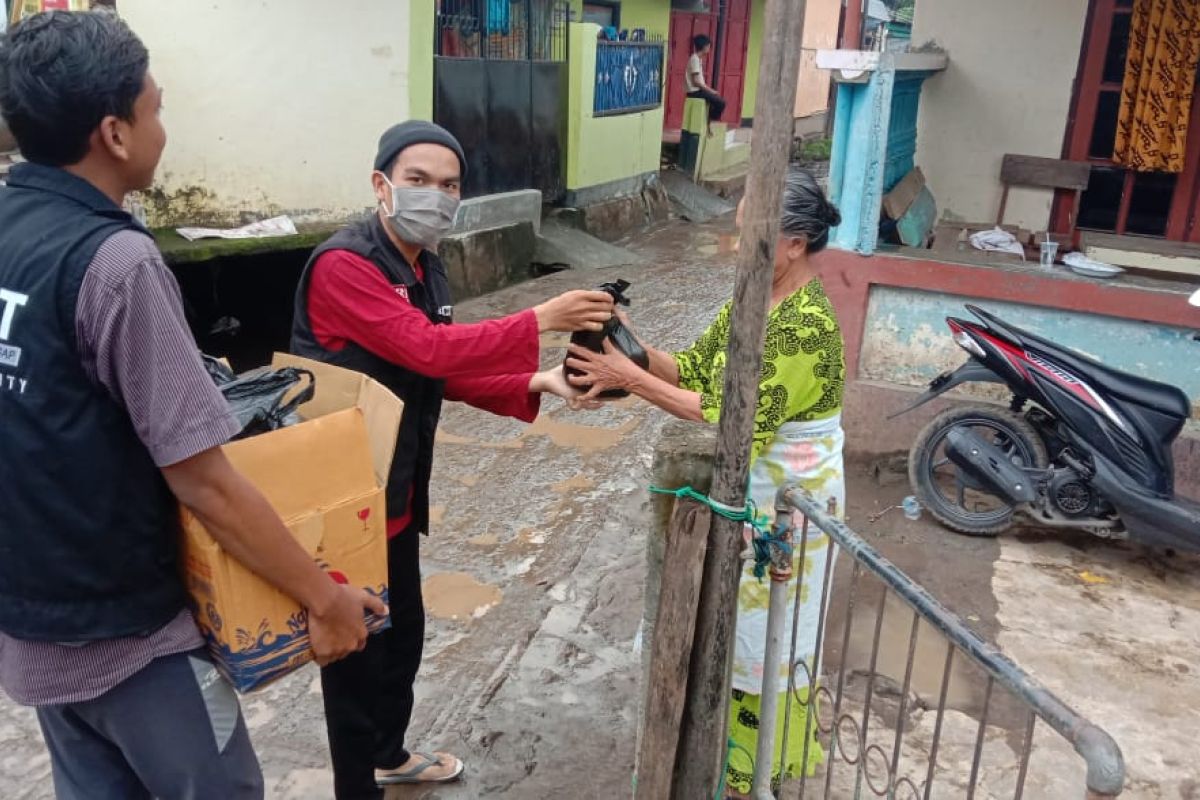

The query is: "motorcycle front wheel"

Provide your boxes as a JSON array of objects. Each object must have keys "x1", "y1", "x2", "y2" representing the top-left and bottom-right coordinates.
[{"x1": 908, "y1": 405, "x2": 1049, "y2": 536}]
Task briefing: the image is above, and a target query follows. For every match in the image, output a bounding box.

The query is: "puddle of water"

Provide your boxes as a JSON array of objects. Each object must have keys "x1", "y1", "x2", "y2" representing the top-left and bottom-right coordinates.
[
  {"x1": 696, "y1": 234, "x2": 739, "y2": 257},
  {"x1": 523, "y1": 415, "x2": 639, "y2": 453},
  {"x1": 833, "y1": 591, "x2": 984, "y2": 715},
  {"x1": 423, "y1": 572, "x2": 502, "y2": 621},
  {"x1": 436, "y1": 427, "x2": 524, "y2": 450},
  {"x1": 551, "y1": 475, "x2": 596, "y2": 494}
]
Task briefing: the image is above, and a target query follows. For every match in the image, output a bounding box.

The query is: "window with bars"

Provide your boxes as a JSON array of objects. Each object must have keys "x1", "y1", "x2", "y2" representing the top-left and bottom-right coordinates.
[
  {"x1": 435, "y1": 0, "x2": 569, "y2": 62},
  {"x1": 1066, "y1": 0, "x2": 1200, "y2": 240}
]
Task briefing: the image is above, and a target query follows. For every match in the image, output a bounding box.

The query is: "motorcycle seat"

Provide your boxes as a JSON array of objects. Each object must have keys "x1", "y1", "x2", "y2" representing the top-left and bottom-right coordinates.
[{"x1": 968, "y1": 306, "x2": 1192, "y2": 419}]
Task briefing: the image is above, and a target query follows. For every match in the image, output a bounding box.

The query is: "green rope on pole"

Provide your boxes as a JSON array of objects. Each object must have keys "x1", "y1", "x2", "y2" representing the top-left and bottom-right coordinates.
[
  {"x1": 648, "y1": 485, "x2": 793, "y2": 580},
  {"x1": 714, "y1": 736, "x2": 756, "y2": 800}
]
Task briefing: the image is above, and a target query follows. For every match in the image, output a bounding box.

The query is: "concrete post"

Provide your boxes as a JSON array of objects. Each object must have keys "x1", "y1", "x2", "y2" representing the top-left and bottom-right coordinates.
[{"x1": 636, "y1": 420, "x2": 717, "y2": 764}]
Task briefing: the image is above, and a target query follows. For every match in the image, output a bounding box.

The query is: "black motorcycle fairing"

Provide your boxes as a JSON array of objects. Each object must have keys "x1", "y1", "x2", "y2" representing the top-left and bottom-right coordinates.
[{"x1": 888, "y1": 361, "x2": 1005, "y2": 420}]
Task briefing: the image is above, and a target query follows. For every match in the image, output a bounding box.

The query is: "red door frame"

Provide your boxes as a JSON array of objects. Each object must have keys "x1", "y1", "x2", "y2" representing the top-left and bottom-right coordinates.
[
  {"x1": 663, "y1": 0, "x2": 752, "y2": 133},
  {"x1": 664, "y1": 11, "x2": 718, "y2": 132},
  {"x1": 1055, "y1": 0, "x2": 1200, "y2": 241},
  {"x1": 714, "y1": 0, "x2": 750, "y2": 127}
]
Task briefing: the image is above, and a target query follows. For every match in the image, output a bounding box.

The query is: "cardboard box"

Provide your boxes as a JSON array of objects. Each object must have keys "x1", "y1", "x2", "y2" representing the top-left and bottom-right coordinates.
[{"x1": 182, "y1": 354, "x2": 403, "y2": 692}]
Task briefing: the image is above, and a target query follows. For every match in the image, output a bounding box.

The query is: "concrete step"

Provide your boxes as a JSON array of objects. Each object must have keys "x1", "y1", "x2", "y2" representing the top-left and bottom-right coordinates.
[
  {"x1": 660, "y1": 169, "x2": 736, "y2": 224},
  {"x1": 534, "y1": 218, "x2": 645, "y2": 271},
  {"x1": 700, "y1": 163, "x2": 749, "y2": 201}
]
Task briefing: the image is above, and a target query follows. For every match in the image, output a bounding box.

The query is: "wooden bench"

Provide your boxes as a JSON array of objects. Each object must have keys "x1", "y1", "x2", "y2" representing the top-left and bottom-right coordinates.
[{"x1": 997, "y1": 154, "x2": 1091, "y2": 246}]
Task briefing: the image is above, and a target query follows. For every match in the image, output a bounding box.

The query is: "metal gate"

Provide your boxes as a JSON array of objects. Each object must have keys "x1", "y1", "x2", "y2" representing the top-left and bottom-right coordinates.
[{"x1": 434, "y1": 0, "x2": 569, "y2": 201}]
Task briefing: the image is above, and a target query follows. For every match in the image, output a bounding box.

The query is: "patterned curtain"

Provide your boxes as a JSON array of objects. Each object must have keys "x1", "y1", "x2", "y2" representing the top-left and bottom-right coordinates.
[{"x1": 1114, "y1": 0, "x2": 1200, "y2": 173}]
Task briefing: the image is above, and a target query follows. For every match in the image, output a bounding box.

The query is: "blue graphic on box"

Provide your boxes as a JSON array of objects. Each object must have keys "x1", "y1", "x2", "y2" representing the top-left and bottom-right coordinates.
[{"x1": 199, "y1": 584, "x2": 391, "y2": 693}]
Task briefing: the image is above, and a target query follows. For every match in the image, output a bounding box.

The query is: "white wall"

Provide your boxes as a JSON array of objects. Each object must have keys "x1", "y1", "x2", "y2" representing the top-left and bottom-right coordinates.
[
  {"x1": 120, "y1": 0, "x2": 416, "y2": 226},
  {"x1": 911, "y1": 0, "x2": 1090, "y2": 231}
]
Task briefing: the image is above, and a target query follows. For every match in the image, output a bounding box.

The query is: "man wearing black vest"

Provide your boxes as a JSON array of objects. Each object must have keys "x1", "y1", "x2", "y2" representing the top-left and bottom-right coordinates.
[
  {"x1": 292, "y1": 121, "x2": 613, "y2": 796},
  {"x1": 0, "y1": 12, "x2": 385, "y2": 799}
]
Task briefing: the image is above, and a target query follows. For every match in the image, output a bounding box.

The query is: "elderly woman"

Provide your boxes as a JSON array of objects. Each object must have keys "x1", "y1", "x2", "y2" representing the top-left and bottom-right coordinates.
[{"x1": 566, "y1": 168, "x2": 845, "y2": 796}]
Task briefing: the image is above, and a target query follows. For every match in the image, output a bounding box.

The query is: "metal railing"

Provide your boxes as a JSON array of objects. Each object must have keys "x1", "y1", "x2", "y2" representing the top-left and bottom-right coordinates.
[
  {"x1": 435, "y1": 0, "x2": 568, "y2": 61},
  {"x1": 747, "y1": 485, "x2": 1126, "y2": 800},
  {"x1": 593, "y1": 39, "x2": 665, "y2": 117}
]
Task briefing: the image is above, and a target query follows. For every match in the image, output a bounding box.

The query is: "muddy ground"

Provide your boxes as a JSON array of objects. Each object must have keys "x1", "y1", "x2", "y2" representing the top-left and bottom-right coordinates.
[{"x1": 1, "y1": 218, "x2": 1197, "y2": 799}]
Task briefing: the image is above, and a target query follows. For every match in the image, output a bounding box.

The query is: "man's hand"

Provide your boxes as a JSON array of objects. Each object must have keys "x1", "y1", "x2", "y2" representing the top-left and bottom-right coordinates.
[
  {"x1": 533, "y1": 290, "x2": 614, "y2": 333},
  {"x1": 308, "y1": 584, "x2": 388, "y2": 667},
  {"x1": 529, "y1": 366, "x2": 603, "y2": 410}
]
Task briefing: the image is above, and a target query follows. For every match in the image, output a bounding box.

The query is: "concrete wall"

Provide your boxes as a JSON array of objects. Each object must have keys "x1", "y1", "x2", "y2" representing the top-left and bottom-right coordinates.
[
  {"x1": 566, "y1": 23, "x2": 665, "y2": 192},
  {"x1": 794, "y1": 0, "x2": 840, "y2": 120},
  {"x1": 910, "y1": 0, "x2": 1090, "y2": 230},
  {"x1": 566, "y1": 0, "x2": 668, "y2": 36},
  {"x1": 814, "y1": 247, "x2": 1200, "y2": 496},
  {"x1": 120, "y1": 0, "x2": 428, "y2": 226},
  {"x1": 618, "y1": 0, "x2": 671, "y2": 36},
  {"x1": 859, "y1": 287, "x2": 1200, "y2": 420}
]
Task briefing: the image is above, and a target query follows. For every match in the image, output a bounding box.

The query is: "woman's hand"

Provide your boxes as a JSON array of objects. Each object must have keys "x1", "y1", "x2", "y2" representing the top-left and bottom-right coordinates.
[
  {"x1": 564, "y1": 340, "x2": 641, "y2": 399},
  {"x1": 529, "y1": 367, "x2": 603, "y2": 410}
]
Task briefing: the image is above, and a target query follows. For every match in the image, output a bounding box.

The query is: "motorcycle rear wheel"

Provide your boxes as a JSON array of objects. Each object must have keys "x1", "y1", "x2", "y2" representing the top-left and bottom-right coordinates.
[{"x1": 908, "y1": 405, "x2": 1049, "y2": 536}]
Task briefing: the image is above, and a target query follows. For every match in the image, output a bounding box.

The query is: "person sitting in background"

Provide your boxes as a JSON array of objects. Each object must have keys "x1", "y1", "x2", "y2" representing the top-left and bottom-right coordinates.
[
  {"x1": 564, "y1": 168, "x2": 846, "y2": 797},
  {"x1": 686, "y1": 34, "x2": 727, "y2": 137}
]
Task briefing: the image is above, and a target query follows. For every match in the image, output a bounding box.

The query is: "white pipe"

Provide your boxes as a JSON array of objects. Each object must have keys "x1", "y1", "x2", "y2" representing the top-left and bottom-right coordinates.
[{"x1": 751, "y1": 575, "x2": 790, "y2": 800}]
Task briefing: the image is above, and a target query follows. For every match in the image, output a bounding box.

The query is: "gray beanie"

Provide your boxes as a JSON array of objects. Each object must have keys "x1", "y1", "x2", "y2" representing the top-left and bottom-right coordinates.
[{"x1": 373, "y1": 121, "x2": 467, "y2": 177}]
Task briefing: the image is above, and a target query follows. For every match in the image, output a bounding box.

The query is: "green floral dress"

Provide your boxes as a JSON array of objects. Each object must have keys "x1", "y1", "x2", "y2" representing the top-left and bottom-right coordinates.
[
  {"x1": 674, "y1": 278, "x2": 844, "y2": 459},
  {"x1": 675, "y1": 277, "x2": 846, "y2": 793}
]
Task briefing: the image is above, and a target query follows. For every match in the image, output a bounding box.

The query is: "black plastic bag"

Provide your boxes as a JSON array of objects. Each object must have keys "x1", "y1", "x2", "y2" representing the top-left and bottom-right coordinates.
[
  {"x1": 202, "y1": 355, "x2": 316, "y2": 440},
  {"x1": 562, "y1": 279, "x2": 650, "y2": 399}
]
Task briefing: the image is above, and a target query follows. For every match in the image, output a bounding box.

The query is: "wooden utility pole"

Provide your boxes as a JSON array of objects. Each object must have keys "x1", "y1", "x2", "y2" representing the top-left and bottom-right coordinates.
[{"x1": 671, "y1": 0, "x2": 809, "y2": 797}]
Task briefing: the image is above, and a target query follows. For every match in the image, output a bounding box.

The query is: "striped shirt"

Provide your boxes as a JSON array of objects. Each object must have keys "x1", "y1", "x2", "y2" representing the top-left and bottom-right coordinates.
[{"x1": 0, "y1": 229, "x2": 240, "y2": 707}]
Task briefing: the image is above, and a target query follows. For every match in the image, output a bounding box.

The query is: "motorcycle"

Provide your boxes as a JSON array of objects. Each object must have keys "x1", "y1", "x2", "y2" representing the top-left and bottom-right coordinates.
[{"x1": 895, "y1": 304, "x2": 1200, "y2": 550}]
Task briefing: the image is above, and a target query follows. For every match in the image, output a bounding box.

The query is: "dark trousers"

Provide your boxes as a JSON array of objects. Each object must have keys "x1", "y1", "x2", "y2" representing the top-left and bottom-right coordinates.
[
  {"x1": 37, "y1": 648, "x2": 263, "y2": 800},
  {"x1": 320, "y1": 526, "x2": 425, "y2": 800},
  {"x1": 688, "y1": 88, "x2": 727, "y2": 123}
]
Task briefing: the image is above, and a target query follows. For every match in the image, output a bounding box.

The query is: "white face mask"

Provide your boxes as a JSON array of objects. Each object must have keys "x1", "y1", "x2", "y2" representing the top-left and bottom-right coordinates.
[{"x1": 377, "y1": 173, "x2": 461, "y2": 249}]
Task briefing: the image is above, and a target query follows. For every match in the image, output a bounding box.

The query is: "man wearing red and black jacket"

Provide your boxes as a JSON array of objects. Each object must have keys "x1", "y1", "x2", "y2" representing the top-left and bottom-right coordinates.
[{"x1": 291, "y1": 121, "x2": 613, "y2": 798}]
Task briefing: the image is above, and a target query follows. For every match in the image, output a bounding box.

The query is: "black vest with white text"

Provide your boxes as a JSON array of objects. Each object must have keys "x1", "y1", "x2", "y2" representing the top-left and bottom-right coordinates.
[{"x1": 0, "y1": 163, "x2": 187, "y2": 641}]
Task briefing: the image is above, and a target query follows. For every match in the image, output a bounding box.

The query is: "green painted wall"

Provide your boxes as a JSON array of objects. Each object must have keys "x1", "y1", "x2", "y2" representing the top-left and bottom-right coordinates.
[
  {"x1": 741, "y1": 0, "x2": 765, "y2": 119},
  {"x1": 409, "y1": 0, "x2": 435, "y2": 118},
  {"x1": 619, "y1": 0, "x2": 670, "y2": 35},
  {"x1": 567, "y1": 0, "x2": 669, "y2": 36},
  {"x1": 566, "y1": 23, "x2": 665, "y2": 191}
]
